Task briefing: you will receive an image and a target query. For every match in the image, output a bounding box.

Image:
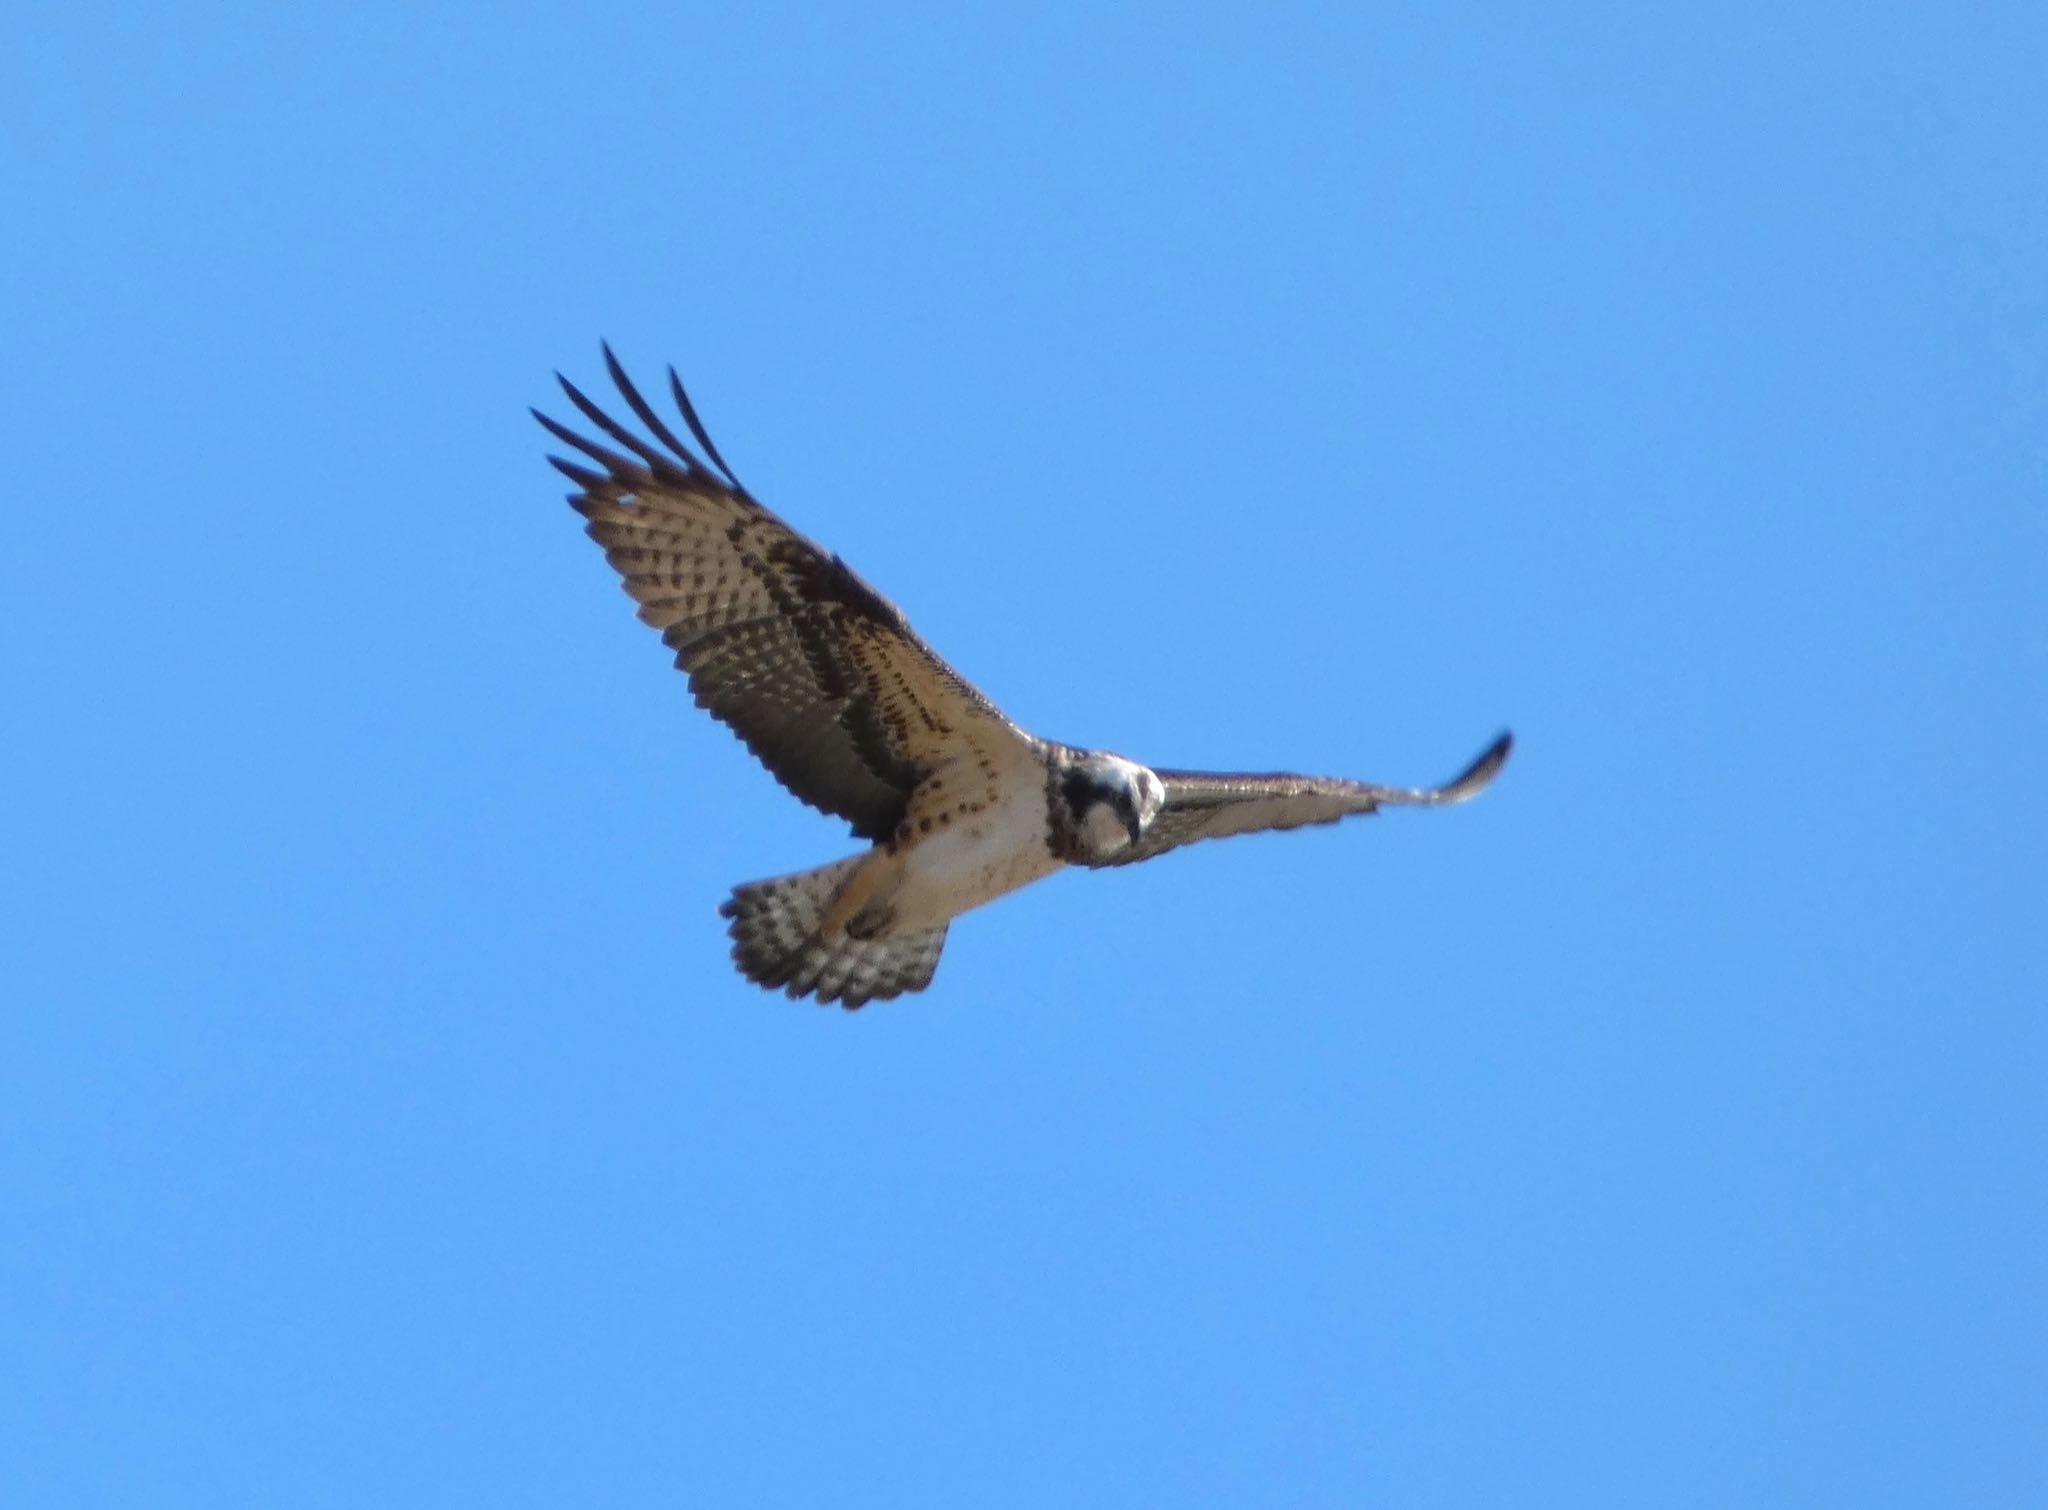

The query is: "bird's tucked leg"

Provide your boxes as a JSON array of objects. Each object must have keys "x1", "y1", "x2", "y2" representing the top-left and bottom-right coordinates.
[
  {"x1": 845, "y1": 897, "x2": 896, "y2": 940},
  {"x1": 818, "y1": 852, "x2": 904, "y2": 941}
]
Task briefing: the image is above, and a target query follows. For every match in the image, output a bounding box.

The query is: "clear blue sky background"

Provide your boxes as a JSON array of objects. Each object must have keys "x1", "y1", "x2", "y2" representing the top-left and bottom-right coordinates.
[{"x1": 4, "y1": 4, "x2": 2042, "y2": 1506}]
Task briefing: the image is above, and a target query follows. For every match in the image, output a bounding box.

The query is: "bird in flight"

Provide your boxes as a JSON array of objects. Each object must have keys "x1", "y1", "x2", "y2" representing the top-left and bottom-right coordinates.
[{"x1": 537, "y1": 348, "x2": 1511, "y2": 1008}]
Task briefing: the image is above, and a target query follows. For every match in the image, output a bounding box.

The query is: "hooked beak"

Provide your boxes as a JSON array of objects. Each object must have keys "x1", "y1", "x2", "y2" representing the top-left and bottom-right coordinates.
[{"x1": 1122, "y1": 808, "x2": 1144, "y2": 847}]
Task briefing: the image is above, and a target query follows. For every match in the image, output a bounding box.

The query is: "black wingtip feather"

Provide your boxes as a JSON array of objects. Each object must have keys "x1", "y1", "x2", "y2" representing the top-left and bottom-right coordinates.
[
  {"x1": 544, "y1": 454, "x2": 610, "y2": 492},
  {"x1": 552, "y1": 367, "x2": 692, "y2": 486},
  {"x1": 531, "y1": 404, "x2": 590, "y2": 451},
  {"x1": 668, "y1": 366, "x2": 745, "y2": 491},
  {"x1": 601, "y1": 343, "x2": 712, "y2": 478},
  {"x1": 532, "y1": 401, "x2": 648, "y2": 480},
  {"x1": 1443, "y1": 730, "x2": 1513, "y2": 800},
  {"x1": 541, "y1": 350, "x2": 749, "y2": 497}
]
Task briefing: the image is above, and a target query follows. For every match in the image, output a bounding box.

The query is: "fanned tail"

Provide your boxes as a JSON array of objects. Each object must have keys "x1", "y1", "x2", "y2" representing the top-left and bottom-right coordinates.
[{"x1": 718, "y1": 858, "x2": 948, "y2": 1009}]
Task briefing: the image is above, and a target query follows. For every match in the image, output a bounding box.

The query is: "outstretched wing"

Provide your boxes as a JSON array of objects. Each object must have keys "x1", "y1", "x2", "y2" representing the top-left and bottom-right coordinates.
[
  {"x1": 537, "y1": 347, "x2": 1029, "y2": 842},
  {"x1": 1092, "y1": 732, "x2": 1513, "y2": 868}
]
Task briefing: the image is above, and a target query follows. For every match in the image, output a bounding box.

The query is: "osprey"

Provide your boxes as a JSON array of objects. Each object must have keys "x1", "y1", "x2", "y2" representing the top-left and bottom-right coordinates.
[{"x1": 538, "y1": 348, "x2": 1511, "y2": 1008}]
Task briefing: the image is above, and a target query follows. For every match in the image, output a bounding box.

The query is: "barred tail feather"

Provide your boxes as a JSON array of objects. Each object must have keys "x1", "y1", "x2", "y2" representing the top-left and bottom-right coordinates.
[{"x1": 718, "y1": 858, "x2": 948, "y2": 1009}]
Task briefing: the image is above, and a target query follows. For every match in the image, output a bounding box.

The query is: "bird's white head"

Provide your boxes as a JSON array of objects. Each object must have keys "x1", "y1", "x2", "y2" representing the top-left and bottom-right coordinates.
[{"x1": 1059, "y1": 752, "x2": 1167, "y2": 860}]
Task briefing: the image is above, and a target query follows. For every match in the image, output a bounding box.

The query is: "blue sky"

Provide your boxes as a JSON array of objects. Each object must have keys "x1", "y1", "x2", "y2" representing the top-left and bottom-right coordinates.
[{"x1": 4, "y1": 3, "x2": 2042, "y2": 1505}]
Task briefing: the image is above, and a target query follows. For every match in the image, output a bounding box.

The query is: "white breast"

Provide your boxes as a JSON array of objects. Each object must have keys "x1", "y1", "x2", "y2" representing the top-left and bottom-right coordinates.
[{"x1": 889, "y1": 777, "x2": 1061, "y2": 931}]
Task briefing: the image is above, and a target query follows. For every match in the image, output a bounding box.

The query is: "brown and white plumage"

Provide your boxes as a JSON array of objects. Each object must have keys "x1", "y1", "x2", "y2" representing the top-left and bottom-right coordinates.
[
  {"x1": 535, "y1": 346, "x2": 1023, "y2": 845},
  {"x1": 1091, "y1": 736, "x2": 1514, "y2": 868},
  {"x1": 538, "y1": 348, "x2": 1510, "y2": 1008}
]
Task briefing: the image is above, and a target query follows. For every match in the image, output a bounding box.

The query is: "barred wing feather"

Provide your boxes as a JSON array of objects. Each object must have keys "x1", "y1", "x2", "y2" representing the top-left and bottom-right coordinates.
[
  {"x1": 536, "y1": 347, "x2": 1028, "y2": 842},
  {"x1": 1091, "y1": 732, "x2": 1512, "y2": 868}
]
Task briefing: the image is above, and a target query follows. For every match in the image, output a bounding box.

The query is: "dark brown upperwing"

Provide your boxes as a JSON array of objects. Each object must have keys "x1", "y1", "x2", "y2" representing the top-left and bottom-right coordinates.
[
  {"x1": 537, "y1": 348, "x2": 1024, "y2": 841},
  {"x1": 1090, "y1": 731, "x2": 1512, "y2": 868}
]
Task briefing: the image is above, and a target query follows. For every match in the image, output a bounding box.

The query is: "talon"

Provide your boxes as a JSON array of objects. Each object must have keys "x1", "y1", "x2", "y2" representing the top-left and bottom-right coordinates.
[{"x1": 846, "y1": 901, "x2": 894, "y2": 940}]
